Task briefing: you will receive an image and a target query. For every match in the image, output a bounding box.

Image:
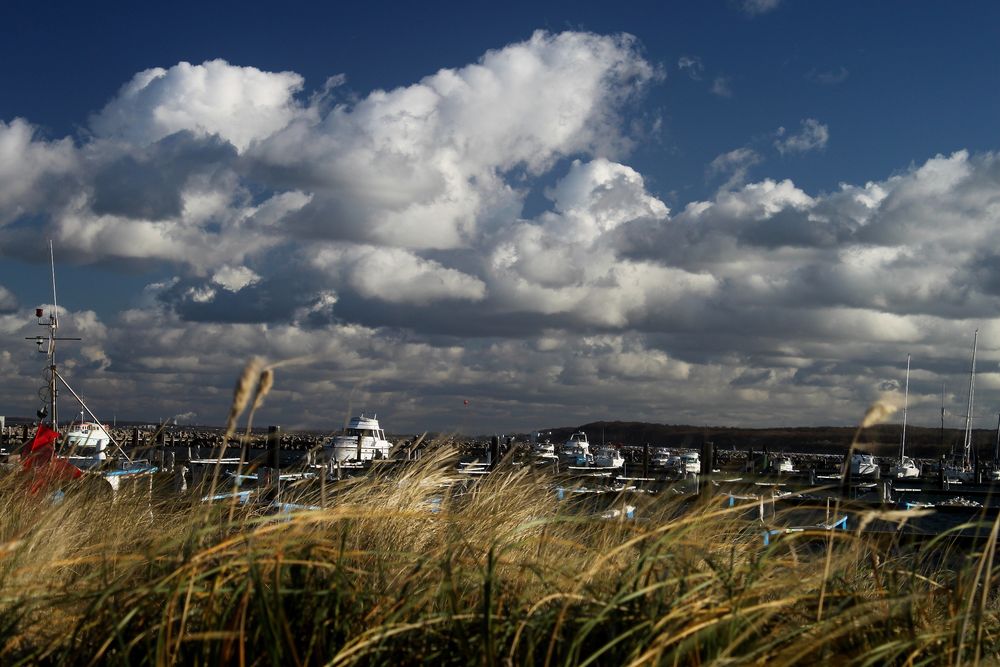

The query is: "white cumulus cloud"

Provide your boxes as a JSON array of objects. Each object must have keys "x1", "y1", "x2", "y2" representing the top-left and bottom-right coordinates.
[
  {"x1": 0, "y1": 118, "x2": 76, "y2": 223},
  {"x1": 91, "y1": 59, "x2": 307, "y2": 151},
  {"x1": 311, "y1": 245, "x2": 487, "y2": 305},
  {"x1": 5, "y1": 32, "x2": 1000, "y2": 432},
  {"x1": 252, "y1": 30, "x2": 658, "y2": 250}
]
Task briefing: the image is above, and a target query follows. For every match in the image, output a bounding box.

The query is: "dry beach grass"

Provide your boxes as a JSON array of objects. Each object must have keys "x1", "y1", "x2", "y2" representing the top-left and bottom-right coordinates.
[
  {"x1": 0, "y1": 367, "x2": 998, "y2": 665},
  {"x1": 0, "y1": 455, "x2": 996, "y2": 665}
]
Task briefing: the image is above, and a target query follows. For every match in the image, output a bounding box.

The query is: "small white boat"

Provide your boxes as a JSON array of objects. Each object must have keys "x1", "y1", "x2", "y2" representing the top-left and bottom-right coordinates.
[
  {"x1": 533, "y1": 439, "x2": 556, "y2": 457},
  {"x1": 775, "y1": 456, "x2": 794, "y2": 473},
  {"x1": 890, "y1": 455, "x2": 920, "y2": 479},
  {"x1": 681, "y1": 451, "x2": 701, "y2": 474},
  {"x1": 942, "y1": 461, "x2": 975, "y2": 482},
  {"x1": 890, "y1": 355, "x2": 919, "y2": 480},
  {"x1": 560, "y1": 431, "x2": 590, "y2": 458},
  {"x1": 326, "y1": 414, "x2": 392, "y2": 463},
  {"x1": 60, "y1": 419, "x2": 111, "y2": 468},
  {"x1": 850, "y1": 453, "x2": 878, "y2": 477},
  {"x1": 663, "y1": 454, "x2": 684, "y2": 472},
  {"x1": 591, "y1": 446, "x2": 625, "y2": 469},
  {"x1": 650, "y1": 448, "x2": 672, "y2": 467},
  {"x1": 946, "y1": 331, "x2": 978, "y2": 483}
]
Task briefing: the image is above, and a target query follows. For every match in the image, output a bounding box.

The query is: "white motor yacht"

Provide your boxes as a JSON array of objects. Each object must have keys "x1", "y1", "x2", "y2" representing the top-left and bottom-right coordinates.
[
  {"x1": 775, "y1": 456, "x2": 794, "y2": 473},
  {"x1": 327, "y1": 415, "x2": 392, "y2": 463},
  {"x1": 560, "y1": 431, "x2": 591, "y2": 458}
]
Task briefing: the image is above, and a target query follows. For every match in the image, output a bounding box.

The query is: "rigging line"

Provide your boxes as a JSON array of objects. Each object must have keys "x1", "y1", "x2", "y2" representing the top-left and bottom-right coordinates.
[{"x1": 52, "y1": 369, "x2": 132, "y2": 464}]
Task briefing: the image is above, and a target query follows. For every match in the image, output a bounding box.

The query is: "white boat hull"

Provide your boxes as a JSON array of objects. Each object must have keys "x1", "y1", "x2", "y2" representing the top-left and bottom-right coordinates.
[
  {"x1": 890, "y1": 462, "x2": 920, "y2": 478},
  {"x1": 592, "y1": 457, "x2": 624, "y2": 469},
  {"x1": 329, "y1": 437, "x2": 391, "y2": 463}
]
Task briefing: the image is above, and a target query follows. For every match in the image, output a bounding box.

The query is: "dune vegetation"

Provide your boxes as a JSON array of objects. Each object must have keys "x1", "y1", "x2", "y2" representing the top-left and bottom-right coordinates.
[{"x1": 0, "y1": 444, "x2": 997, "y2": 666}]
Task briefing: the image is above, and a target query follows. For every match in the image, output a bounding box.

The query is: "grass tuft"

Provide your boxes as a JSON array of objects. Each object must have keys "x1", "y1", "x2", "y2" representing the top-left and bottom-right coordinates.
[{"x1": 0, "y1": 446, "x2": 996, "y2": 664}]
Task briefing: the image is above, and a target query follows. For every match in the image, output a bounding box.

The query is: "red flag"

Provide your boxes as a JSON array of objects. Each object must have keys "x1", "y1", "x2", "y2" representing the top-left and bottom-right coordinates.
[
  {"x1": 22, "y1": 424, "x2": 83, "y2": 494},
  {"x1": 22, "y1": 423, "x2": 59, "y2": 471}
]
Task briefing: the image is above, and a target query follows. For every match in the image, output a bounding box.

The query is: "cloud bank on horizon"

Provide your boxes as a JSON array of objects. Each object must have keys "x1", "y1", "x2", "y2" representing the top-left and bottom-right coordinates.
[{"x1": 1, "y1": 29, "x2": 998, "y2": 432}]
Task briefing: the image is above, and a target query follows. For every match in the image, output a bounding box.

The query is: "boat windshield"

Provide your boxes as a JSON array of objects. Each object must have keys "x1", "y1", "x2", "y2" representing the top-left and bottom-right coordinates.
[
  {"x1": 65, "y1": 435, "x2": 101, "y2": 448},
  {"x1": 345, "y1": 428, "x2": 384, "y2": 439}
]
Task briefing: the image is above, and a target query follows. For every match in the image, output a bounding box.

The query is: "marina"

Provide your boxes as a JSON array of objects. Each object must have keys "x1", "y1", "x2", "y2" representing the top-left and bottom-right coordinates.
[
  {"x1": 8, "y1": 414, "x2": 1000, "y2": 547},
  {"x1": 4, "y1": 6, "x2": 1000, "y2": 661}
]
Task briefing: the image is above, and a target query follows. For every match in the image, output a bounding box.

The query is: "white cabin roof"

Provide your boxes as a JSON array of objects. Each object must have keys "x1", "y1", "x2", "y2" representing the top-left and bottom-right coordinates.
[
  {"x1": 347, "y1": 415, "x2": 382, "y2": 430},
  {"x1": 65, "y1": 422, "x2": 110, "y2": 436}
]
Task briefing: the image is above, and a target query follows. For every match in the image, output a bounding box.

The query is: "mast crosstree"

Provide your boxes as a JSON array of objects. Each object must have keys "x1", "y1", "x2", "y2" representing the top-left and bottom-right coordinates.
[{"x1": 25, "y1": 242, "x2": 80, "y2": 429}]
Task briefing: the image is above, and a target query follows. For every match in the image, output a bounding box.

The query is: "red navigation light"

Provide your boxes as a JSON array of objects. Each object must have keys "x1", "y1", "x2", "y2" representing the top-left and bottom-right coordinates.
[{"x1": 35, "y1": 308, "x2": 43, "y2": 318}]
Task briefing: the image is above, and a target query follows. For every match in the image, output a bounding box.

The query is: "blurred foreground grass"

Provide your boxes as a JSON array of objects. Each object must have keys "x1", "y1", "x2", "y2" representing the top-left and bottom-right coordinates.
[{"x1": 0, "y1": 446, "x2": 997, "y2": 666}]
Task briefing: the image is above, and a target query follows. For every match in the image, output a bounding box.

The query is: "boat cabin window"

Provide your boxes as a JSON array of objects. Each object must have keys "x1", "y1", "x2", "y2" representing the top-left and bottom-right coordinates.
[
  {"x1": 346, "y1": 428, "x2": 385, "y2": 439},
  {"x1": 65, "y1": 436, "x2": 99, "y2": 448}
]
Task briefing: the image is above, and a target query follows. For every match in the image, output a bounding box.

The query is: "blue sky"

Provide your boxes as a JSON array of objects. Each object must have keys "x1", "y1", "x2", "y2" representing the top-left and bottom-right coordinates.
[
  {"x1": 2, "y1": 1, "x2": 1000, "y2": 432},
  {"x1": 6, "y1": 1, "x2": 999, "y2": 200}
]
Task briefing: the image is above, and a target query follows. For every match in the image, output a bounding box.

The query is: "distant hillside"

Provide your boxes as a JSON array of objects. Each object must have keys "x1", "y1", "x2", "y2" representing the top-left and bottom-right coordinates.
[{"x1": 541, "y1": 420, "x2": 996, "y2": 458}]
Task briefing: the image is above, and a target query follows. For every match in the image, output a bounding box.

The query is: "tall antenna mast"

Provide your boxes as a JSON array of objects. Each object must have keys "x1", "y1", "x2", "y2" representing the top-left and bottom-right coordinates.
[
  {"x1": 48, "y1": 240, "x2": 58, "y2": 427},
  {"x1": 963, "y1": 329, "x2": 979, "y2": 469},
  {"x1": 25, "y1": 241, "x2": 79, "y2": 429},
  {"x1": 900, "y1": 353, "x2": 910, "y2": 462},
  {"x1": 22, "y1": 243, "x2": 130, "y2": 461},
  {"x1": 50, "y1": 240, "x2": 57, "y2": 323}
]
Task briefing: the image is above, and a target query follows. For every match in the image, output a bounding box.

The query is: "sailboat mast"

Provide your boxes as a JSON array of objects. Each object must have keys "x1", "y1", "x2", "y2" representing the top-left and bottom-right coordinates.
[
  {"x1": 963, "y1": 329, "x2": 979, "y2": 469},
  {"x1": 900, "y1": 354, "x2": 910, "y2": 462}
]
